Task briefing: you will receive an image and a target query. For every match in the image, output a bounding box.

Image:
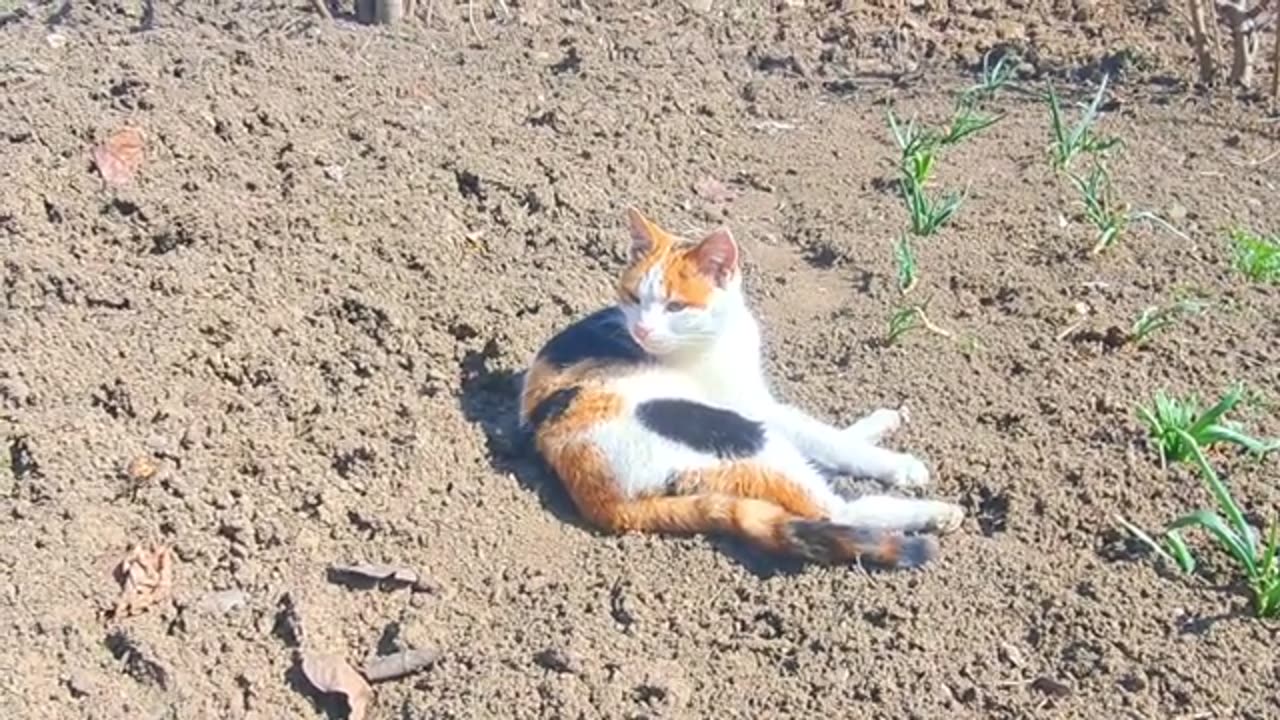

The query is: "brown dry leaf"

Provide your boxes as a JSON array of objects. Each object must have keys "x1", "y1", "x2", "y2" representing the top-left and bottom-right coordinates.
[
  {"x1": 93, "y1": 126, "x2": 145, "y2": 186},
  {"x1": 113, "y1": 542, "x2": 173, "y2": 617},
  {"x1": 693, "y1": 177, "x2": 736, "y2": 203},
  {"x1": 301, "y1": 653, "x2": 373, "y2": 720}
]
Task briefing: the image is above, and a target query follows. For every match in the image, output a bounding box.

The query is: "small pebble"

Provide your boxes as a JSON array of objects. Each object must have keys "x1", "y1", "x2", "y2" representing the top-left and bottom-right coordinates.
[
  {"x1": 196, "y1": 589, "x2": 249, "y2": 615},
  {"x1": 124, "y1": 455, "x2": 158, "y2": 482}
]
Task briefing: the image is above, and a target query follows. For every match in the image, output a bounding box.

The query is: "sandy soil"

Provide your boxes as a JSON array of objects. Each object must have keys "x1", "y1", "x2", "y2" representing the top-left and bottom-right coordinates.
[{"x1": 3, "y1": 1, "x2": 1280, "y2": 718}]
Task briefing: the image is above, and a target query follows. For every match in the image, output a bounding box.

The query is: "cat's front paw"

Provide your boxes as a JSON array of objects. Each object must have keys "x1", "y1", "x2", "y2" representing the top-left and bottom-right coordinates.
[
  {"x1": 888, "y1": 455, "x2": 931, "y2": 490},
  {"x1": 926, "y1": 502, "x2": 966, "y2": 535},
  {"x1": 847, "y1": 406, "x2": 908, "y2": 445}
]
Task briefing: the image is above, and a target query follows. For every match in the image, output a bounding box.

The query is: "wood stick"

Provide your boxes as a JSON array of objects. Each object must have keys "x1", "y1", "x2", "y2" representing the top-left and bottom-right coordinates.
[
  {"x1": 311, "y1": 0, "x2": 333, "y2": 20},
  {"x1": 1188, "y1": 0, "x2": 1217, "y2": 84},
  {"x1": 375, "y1": 0, "x2": 405, "y2": 23},
  {"x1": 1273, "y1": 7, "x2": 1280, "y2": 106}
]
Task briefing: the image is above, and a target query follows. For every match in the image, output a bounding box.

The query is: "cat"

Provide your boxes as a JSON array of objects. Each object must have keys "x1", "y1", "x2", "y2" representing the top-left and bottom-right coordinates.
[{"x1": 517, "y1": 208, "x2": 965, "y2": 569}]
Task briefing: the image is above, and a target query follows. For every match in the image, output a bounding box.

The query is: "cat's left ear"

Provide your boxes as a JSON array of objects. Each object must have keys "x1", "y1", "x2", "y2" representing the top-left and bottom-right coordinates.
[{"x1": 692, "y1": 227, "x2": 739, "y2": 287}]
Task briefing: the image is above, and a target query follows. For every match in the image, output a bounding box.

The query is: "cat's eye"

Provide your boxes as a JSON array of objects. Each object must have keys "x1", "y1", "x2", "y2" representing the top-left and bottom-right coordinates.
[
  {"x1": 619, "y1": 288, "x2": 640, "y2": 305},
  {"x1": 665, "y1": 301, "x2": 688, "y2": 313}
]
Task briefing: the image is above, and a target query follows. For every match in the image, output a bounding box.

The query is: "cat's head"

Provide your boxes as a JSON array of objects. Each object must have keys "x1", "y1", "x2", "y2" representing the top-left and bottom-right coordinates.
[{"x1": 615, "y1": 208, "x2": 743, "y2": 356}]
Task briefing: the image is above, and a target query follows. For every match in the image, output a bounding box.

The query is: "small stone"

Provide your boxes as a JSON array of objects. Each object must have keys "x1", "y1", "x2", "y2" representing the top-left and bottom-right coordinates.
[
  {"x1": 533, "y1": 647, "x2": 577, "y2": 674},
  {"x1": 124, "y1": 455, "x2": 158, "y2": 482},
  {"x1": 322, "y1": 164, "x2": 345, "y2": 182},
  {"x1": 1168, "y1": 202, "x2": 1188, "y2": 222},
  {"x1": 65, "y1": 670, "x2": 94, "y2": 698},
  {"x1": 1031, "y1": 676, "x2": 1073, "y2": 698},
  {"x1": 196, "y1": 589, "x2": 249, "y2": 615},
  {"x1": 999, "y1": 642, "x2": 1025, "y2": 668}
]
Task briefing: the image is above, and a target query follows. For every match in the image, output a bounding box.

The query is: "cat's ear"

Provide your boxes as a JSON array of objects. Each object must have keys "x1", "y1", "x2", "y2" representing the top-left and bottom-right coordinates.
[
  {"x1": 625, "y1": 207, "x2": 661, "y2": 261},
  {"x1": 692, "y1": 227, "x2": 739, "y2": 287}
]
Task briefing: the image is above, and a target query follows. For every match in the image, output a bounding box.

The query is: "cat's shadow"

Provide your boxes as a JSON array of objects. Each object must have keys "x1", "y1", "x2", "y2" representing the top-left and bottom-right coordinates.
[{"x1": 457, "y1": 350, "x2": 806, "y2": 579}]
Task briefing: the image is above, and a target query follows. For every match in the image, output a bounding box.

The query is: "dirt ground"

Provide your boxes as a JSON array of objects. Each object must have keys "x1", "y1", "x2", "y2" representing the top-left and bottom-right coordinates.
[{"x1": 3, "y1": 1, "x2": 1280, "y2": 718}]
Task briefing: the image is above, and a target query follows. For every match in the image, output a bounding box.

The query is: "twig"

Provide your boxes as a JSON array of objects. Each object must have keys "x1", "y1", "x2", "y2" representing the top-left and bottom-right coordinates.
[
  {"x1": 1273, "y1": 6, "x2": 1280, "y2": 105},
  {"x1": 468, "y1": 0, "x2": 482, "y2": 40},
  {"x1": 917, "y1": 308, "x2": 953, "y2": 338},
  {"x1": 1188, "y1": 0, "x2": 1217, "y2": 84},
  {"x1": 311, "y1": 0, "x2": 332, "y2": 20}
]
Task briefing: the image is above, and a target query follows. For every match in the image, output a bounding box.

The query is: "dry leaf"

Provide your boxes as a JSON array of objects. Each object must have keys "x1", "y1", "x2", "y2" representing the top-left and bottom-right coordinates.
[
  {"x1": 113, "y1": 542, "x2": 173, "y2": 617},
  {"x1": 93, "y1": 126, "x2": 145, "y2": 186},
  {"x1": 693, "y1": 177, "x2": 736, "y2": 203},
  {"x1": 363, "y1": 647, "x2": 440, "y2": 682},
  {"x1": 301, "y1": 653, "x2": 373, "y2": 720}
]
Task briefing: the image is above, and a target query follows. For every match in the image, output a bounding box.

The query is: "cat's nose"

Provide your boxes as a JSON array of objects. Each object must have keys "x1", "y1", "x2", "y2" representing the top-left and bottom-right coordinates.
[{"x1": 633, "y1": 325, "x2": 651, "y2": 341}]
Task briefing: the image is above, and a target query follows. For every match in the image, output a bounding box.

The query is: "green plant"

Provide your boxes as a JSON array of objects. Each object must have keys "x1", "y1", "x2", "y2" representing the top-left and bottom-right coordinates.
[
  {"x1": 1046, "y1": 74, "x2": 1122, "y2": 171},
  {"x1": 1128, "y1": 298, "x2": 1207, "y2": 344},
  {"x1": 1136, "y1": 383, "x2": 1280, "y2": 467},
  {"x1": 893, "y1": 235, "x2": 917, "y2": 293},
  {"x1": 1068, "y1": 164, "x2": 1186, "y2": 254},
  {"x1": 959, "y1": 51, "x2": 1019, "y2": 107},
  {"x1": 1118, "y1": 434, "x2": 1280, "y2": 619},
  {"x1": 885, "y1": 299, "x2": 952, "y2": 345},
  {"x1": 901, "y1": 173, "x2": 964, "y2": 237},
  {"x1": 1228, "y1": 227, "x2": 1280, "y2": 283},
  {"x1": 887, "y1": 110, "x2": 938, "y2": 184}
]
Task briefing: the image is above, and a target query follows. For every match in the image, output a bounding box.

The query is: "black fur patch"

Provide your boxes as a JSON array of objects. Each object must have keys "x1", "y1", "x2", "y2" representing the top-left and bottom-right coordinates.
[
  {"x1": 636, "y1": 399, "x2": 766, "y2": 458},
  {"x1": 538, "y1": 307, "x2": 652, "y2": 370},
  {"x1": 527, "y1": 386, "x2": 581, "y2": 430}
]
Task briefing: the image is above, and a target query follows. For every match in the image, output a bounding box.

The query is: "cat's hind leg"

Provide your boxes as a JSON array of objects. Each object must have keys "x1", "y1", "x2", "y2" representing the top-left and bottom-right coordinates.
[{"x1": 836, "y1": 493, "x2": 965, "y2": 535}]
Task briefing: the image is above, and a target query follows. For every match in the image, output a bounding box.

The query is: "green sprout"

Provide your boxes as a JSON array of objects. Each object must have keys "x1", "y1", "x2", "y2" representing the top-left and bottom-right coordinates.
[
  {"x1": 1136, "y1": 383, "x2": 1280, "y2": 467},
  {"x1": 940, "y1": 107, "x2": 1001, "y2": 146},
  {"x1": 1128, "y1": 298, "x2": 1207, "y2": 345},
  {"x1": 887, "y1": 110, "x2": 938, "y2": 185},
  {"x1": 1046, "y1": 74, "x2": 1122, "y2": 171},
  {"x1": 893, "y1": 235, "x2": 917, "y2": 294},
  {"x1": 1228, "y1": 227, "x2": 1280, "y2": 283},
  {"x1": 885, "y1": 298, "x2": 952, "y2": 345},
  {"x1": 959, "y1": 50, "x2": 1019, "y2": 107},
  {"x1": 901, "y1": 173, "x2": 964, "y2": 237},
  {"x1": 1119, "y1": 434, "x2": 1280, "y2": 619},
  {"x1": 1069, "y1": 164, "x2": 1187, "y2": 254}
]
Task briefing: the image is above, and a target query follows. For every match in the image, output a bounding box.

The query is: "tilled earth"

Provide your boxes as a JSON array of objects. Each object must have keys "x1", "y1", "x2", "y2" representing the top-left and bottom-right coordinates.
[{"x1": 3, "y1": 1, "x2": 1280, "y2": 718}]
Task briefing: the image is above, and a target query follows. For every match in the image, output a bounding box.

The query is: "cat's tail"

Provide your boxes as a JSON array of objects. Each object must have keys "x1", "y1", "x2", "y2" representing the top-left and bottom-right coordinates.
[{"x1": 611, "y1": 494, "x2": 938, "y2": 569}]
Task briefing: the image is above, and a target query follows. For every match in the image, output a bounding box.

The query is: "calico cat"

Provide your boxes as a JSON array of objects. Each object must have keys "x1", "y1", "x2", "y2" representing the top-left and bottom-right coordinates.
[{"x1": 517, "y1": 209, "x2": 965, "y2": 569}]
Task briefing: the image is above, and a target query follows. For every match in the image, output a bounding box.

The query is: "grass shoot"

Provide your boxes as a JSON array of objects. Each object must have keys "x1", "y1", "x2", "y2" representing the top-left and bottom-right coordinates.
[
  {"x1": 1128, "y1": 298, "x2": 1207, "y2": 345},
  {"x1": 1069, "y1": 164, "x2": 1186, "y2": 254},
  {"x1": 1046, "y1": 74, "x2": 1122, "y2": 171},
  {"x1": 959, "y1": 51, "x2": 1019, "y2": 107},
  {"x1": 1136, "y1": 384, "x2": 1280, "y2": 467},
  {"x1": 1119, "y1": 434, "x2": 1280, "y2": 619},
  {"x1": 1228, "y1": 227, "x2": 1280, "y2": 283},
  {"x1": 901, "y1": 173, "x2": 964, "y2": 237},
  {"x1": 894, "y1": 235, "x2": 918, "y2": 294},
  {"x1": 885, "y1": 299, "x2": 952, "y2": 345}
]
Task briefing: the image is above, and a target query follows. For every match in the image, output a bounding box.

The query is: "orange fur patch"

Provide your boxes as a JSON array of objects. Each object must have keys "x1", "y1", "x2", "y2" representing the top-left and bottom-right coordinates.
[
  {"x1": 540, "y1": 441, "x2": 624, "y2": 529},
  {"x1": 538, "y1": 387, "x2": 623, "y2": 441},
  {"x1": 520, "y1": 359, "x2": 627, "y2": 428},
  {"x1": 659, "y1": 251, "x2": 714, "y2": 308},
  {"x1": 618, "y1": 214, "x2": 715, "y2": 308},
  {"x1": 671, "y1": 463, "x2": 827, "y2": 520}
]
